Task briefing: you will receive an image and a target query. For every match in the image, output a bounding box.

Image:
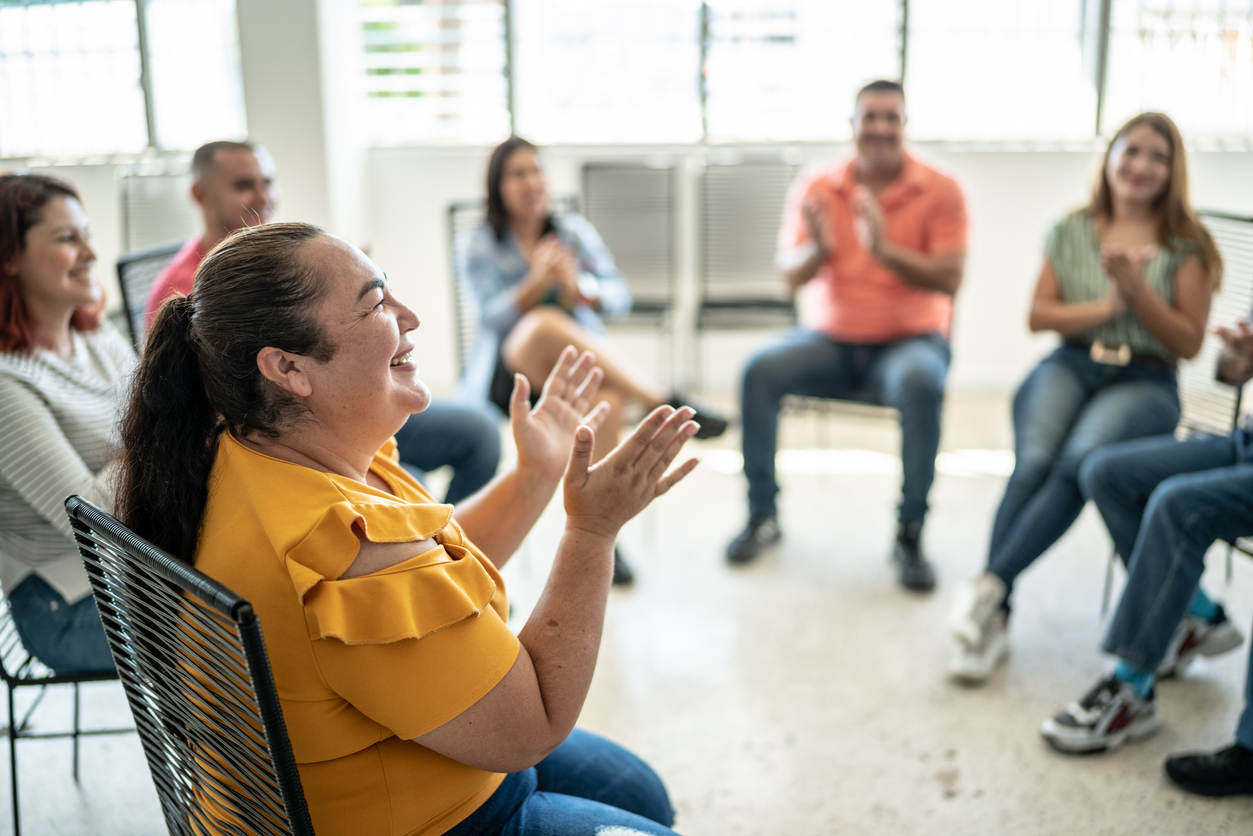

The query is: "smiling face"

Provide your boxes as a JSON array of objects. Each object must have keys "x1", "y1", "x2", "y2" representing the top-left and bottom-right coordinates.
[
  {"x1": 1105, "y1": 123, "x2": 1172, "y2": 208},
  {"x1": 196, "y1": 146, "x2": 278, "y2": 236},
  {"x1": 300, "y1": 236, "x2": 429, "y2": 441},
  {"x1": 10, "y1": 195, "x2": 100, "y2": 320},
  {"x1": 498, "y1": 146, "x2": 549, "y2": 226},
  {"x1": 851, "y1": 90, "x2": 906, "y2": 172}
]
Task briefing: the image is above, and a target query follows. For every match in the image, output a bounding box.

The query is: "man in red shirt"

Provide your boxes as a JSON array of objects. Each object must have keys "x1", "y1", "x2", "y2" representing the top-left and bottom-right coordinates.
[
  {"x1": 144, "y1": 142, "x2": 508, "y2": 531},
  {"x1": 726, "y1": 80, "x2": 969, "y2": 592},
  {"x1": 145, "y1": 140, "x2": 277, "y2": 324}
]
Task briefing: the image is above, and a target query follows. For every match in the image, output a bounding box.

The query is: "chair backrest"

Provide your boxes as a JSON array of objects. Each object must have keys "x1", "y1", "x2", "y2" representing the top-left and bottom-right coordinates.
[
  {"x1": 1177, "y1": 211, "x2": 1253, "y2": 437},
  {"x1": 582, "y1": 162, "x2": 676, "y2": 319},
  {"x1": 116, "y1": 238, "x2": 188, "y2": 347},
  {"x1": 66, "y1": 496, "x2": 315, "y2": 836},
  {"x1": 446, "y1": 195, "x2": 580, "y2": 378}
]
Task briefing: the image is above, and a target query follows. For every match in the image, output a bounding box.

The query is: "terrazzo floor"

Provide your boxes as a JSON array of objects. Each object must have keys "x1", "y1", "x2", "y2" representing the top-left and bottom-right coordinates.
[{"x1": 5, "y1": 393, "x2": 1251, "y2": 835}]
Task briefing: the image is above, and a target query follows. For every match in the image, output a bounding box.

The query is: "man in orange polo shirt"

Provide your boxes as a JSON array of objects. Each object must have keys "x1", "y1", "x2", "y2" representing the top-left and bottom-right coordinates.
[{"x1": 726, "y1": 80, "x2": 968, "y2": 592}]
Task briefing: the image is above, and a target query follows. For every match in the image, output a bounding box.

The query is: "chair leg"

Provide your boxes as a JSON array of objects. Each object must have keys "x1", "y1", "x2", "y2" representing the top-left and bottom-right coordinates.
[
  {"x1": 1101, "y1": 547, "x2": 1116, "y2": 618},
  {"x1": 72, "y1": 682, "x2": 81, "y2": 783},
  {"x1": 1227, "y1": 541, "x2": 1234, "y2": 584},
  {"x1": 8, "y1": 686, "x2": 19, "y2": 836}
]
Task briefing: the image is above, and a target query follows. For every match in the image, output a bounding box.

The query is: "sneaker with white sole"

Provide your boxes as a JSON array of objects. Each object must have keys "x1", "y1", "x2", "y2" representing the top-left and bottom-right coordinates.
[
  {"x1": 1040, "y1": 674, "x2": 1161, "y2": 754},
  {"x1": 1157, "y1": 604, "x2": 1245, "y2": 679},
  {"x1": 948, "y1": 612, "x2": 1010, "y2": 683},
  {"x1": 948, "y1": 573, "x2": 1007, "y2": 648}
]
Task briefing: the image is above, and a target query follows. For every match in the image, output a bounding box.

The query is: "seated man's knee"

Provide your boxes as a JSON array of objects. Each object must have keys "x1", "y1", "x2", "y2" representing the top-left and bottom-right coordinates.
[
  {"x1": 1142, "y1": 476, "x2": 1201, "y2": 533},
  {"x1": 1078, "y1": 446, "x2": 1118, "y2": 502},
  {"x1": 888, "y1": 356, "x2": 946, "y2": 410}
]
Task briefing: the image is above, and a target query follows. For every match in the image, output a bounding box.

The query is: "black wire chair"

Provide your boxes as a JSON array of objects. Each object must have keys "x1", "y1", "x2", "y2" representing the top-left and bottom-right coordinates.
[
  {"x1": 0, "y1": 590, "x2": 128, "y2": 835},
  {"x1": 116, "y1": 238, "x2": 186, "y2": 347},
  {"x1": 66, "y1": 496, "x2": 314, "y2": 836}
]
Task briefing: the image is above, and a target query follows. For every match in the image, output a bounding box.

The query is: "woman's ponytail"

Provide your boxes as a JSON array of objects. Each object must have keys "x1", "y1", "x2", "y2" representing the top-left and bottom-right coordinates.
[{"x1": 116, "y1": 296, "x2": 220, "y2": 561}]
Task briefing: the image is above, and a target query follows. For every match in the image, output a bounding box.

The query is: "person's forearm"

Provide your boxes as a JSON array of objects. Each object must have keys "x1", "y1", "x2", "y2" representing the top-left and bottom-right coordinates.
[
  {"x1": 1029, "y1": 298, "x2": 1119, "y2": 335},
  {"x1": 514, "y1": 270, "x2": 555, "y2": 312},
  {"x1": 1217, "y1": 347, "x2": 1253, "y2": 386},
  {"x1": 514, "y1": 525, "x2": 614, "y2": 743},
  {"x1": 872, "y1": 243, "x2": 964, "y2": 295},
  {"x1": 1124, "y1": 284, "x2": 1206, "y2": 359},
  {"x1": 779, "y1": 244, "x2": 825, "y2": 293},
  {"x1": 454, "y1": 465, "x2": 560, "y2": 567}
]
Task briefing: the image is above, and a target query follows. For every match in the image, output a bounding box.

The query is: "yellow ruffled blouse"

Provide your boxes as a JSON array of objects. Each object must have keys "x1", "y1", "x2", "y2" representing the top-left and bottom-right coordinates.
[{"x1": 194, "y1": 431, "x2": 520, "y2": 836}]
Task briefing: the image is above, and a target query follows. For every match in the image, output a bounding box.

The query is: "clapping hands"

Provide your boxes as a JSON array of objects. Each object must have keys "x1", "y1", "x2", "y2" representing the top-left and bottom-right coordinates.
[
  {"x1": 852, "y1": 186, "x2": 885, "y2": 254},
  {"x1": 509, "y1": 347, "x2": 610, "y2": 483},
  {"x1": 1100, "y1": 244, "x2": 1157, "y2": 304}
]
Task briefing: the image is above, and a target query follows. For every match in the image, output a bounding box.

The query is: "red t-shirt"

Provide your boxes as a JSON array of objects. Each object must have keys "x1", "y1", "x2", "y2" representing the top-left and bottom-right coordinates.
[
  {"x1": 144, "y1": 237, "x2": 205, "y2": 326},
  {"x1": 779, "y1": 153, "x2": 968, "y2": 344}
]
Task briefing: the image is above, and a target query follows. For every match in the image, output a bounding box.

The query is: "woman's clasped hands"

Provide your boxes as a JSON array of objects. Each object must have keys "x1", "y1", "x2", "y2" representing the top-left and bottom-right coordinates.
[{"x1": 1100, "y1": 243, "x2": 1158, "y2": 314}]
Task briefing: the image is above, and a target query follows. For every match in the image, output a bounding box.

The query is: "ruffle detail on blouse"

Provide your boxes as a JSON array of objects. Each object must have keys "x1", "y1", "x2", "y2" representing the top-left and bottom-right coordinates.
[
  {"x1": 297, "y1": 543, "x2": 498, "y2": 646},
  {"x1": 283, "y1": 499, "x2": 456, "y2": 598}
]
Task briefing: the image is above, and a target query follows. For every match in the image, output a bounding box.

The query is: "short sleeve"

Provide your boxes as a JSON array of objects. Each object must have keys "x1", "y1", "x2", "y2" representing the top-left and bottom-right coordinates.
[
  {"x1": 925, "y1": 177, "x2": 968, "y2": 255},
  {"x1": 777, "y1": 168, "x2": 822, "y2": 252},
  {"x1": 307, "y1": 545, "x2": 520, "y2": 741}
]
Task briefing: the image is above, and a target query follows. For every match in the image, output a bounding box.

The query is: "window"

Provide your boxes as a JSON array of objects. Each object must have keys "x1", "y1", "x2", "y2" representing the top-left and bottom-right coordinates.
[
  {"x1": 512, "y1": 0, "x2": 703, "y2": 144},
  {"x1": 0, "y1": 0, "x2": 247, "y2": 158},
  {"x1": 1104, "y1": 0, "x2": 1253, "y2": 137},
  {"x1": 703, "y1": 0, "x2": 901, "y2": 142},
  {"x1": 906, "y1": 0, "x2": 1098, "y2": 141},
  {"x1": 145, "y1": 0, "x2": 247, "y2": 151},
  {"x1": 359, "y1": 0, "x2": 511, "y2": 145},
  {"x1": 0, "y1": 0, "x2": 148, "y2": 157}
]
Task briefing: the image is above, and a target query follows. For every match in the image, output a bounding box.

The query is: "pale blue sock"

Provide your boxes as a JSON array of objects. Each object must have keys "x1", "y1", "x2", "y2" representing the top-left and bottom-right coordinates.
[
  {"x1": 1114, "y1": 660, "x2": 1156, "y2": 699},
  {"x1": 1189, "y1": 588, "x2": 1220, "y2": 622}
]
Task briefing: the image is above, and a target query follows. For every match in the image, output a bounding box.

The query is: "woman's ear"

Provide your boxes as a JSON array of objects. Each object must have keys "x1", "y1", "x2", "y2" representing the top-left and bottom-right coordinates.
[{"x1": 256, "y1": 346, "x2": 313, "y2": 398}]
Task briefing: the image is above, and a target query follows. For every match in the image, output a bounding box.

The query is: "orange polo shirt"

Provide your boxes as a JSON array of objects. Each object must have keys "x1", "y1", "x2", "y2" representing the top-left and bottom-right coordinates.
[
  {"x1": 194, "y1": 432, "x2": 518, "y2": 836},
  {"x1": 779, "y1": 153, "x2": 967, "y2": 344}
]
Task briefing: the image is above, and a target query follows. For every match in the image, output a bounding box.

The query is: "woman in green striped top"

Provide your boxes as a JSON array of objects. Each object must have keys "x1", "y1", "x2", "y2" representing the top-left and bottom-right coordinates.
[{"x1": 947, "y1": 113, "x2": 1223, "y2": 683}]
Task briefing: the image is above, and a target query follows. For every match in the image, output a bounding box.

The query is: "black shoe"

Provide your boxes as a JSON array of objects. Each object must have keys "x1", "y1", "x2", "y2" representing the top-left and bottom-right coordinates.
[
  {"x1": 612, "y1": 545, "x2": 634, "y2": 587},
  {"x1": 666, "y1": 392, "x2": 729, "y2": 440},
  {"x1": 892, "y1": 521, "x2": 935, "y2": 592},
  {"x1": 726, "y1": 515, "x2": 780, "y2": 565},
  {"x1": 1165, "y1": 743, "x2": 1253, "y2": 797}
]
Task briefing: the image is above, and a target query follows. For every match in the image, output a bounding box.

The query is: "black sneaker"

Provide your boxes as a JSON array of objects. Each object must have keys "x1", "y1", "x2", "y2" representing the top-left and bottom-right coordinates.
[
  {"x1": 1165, "y1": 743, "x2": 1253, "y2": 797},
  {"x1": 725, "y1": 515, "x2": 780, "y2": 565},
  {"x1": 892, "y1": 521, "x2": 935, "y2": 592},
  {"x1": 612, "y1": 545, "x2": 634, "y2": 587},
  {"x1": 666, "y1": 392, "x2": 729, "y2": 440}
]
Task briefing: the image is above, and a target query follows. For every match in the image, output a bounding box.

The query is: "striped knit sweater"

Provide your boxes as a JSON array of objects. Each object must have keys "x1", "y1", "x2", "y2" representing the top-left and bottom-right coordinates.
[{"x1": 0, "y1": 323, "x2": 135, "y2": 603}]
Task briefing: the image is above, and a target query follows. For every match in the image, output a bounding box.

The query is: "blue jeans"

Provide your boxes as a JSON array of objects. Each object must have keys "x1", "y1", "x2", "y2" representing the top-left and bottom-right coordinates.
[
  {"x1": 444, "y1": 729, "x2": 678, "y2": 836},
  {"x1": 1081, "y1": 430, "x2": 1253, "y2": 748},
  {"x1": 393, "y1": 400, "x2": 502, "y2": 504},
  {"x1": 740, "y1": 329, "x2": 950, "y2": 524},
  {"x1": 7, "y1": 575, "x2": 114, "y2": 675},
  {"x1": 986, "y1": 345, "x2": 1179, "y2": 599}
]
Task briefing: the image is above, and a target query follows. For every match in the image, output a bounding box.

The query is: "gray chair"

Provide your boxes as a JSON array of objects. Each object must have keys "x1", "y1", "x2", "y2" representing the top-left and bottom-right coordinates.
[
  {"x1": 116, "y1": 238, "x2": 187, "y2": 347},
  {"x1": 67, "y1": 496, "x2": 315, "y2": 836}
]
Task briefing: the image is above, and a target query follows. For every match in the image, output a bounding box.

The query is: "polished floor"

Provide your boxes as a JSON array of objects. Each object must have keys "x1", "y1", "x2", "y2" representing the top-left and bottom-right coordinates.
[{"x1": 4, "y1": 393, "x2": 1251, "y2": 835}]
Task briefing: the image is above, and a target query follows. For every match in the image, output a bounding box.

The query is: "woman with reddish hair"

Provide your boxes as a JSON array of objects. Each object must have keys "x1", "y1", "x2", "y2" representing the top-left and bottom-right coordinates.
[{"x1": 0, "y1": 171, "x2": 134, "y2": 673}]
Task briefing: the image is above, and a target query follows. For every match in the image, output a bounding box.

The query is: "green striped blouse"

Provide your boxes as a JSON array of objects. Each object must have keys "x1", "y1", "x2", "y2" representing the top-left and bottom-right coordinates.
[{"x1": 1045, "y1": 212, "x2": 1191, "y2": 363}]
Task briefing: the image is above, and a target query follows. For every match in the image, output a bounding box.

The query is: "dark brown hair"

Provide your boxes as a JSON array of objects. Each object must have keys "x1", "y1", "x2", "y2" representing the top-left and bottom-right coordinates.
[
  {"x1": 485, "y1": 135, "x2": 555, "y2": 242},
  {"x1": 117, "y1": 222, "x2": 334, "y2": 561},
  {"x1": 0, "y1": 172, "x2": 106, "y2": 353},
  {"x1": 1087, "y1": 112, "x2": 1223, "y2": 289}
]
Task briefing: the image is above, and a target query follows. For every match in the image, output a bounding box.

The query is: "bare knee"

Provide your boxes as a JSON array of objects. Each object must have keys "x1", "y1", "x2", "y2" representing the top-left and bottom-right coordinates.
[{"x1": 503, "y1": 308, "x2": 585, "y2": 370}]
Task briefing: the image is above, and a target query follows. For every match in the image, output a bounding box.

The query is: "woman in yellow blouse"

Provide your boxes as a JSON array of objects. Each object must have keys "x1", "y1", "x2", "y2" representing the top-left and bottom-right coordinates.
[{"x1": 115, "y1": 222, "x2": 698, "y2": 836}]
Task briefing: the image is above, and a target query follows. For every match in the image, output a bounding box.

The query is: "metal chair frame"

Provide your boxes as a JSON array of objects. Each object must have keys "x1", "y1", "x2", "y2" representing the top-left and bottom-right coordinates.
[
  {"x1": 67, "y1": 496, "x2": 314, "y2": 836},
  {"x1": 0, "y1": 593, "x2": 129, "y2": 835},
  {"x1": 116, "y1": 237, "x2": 188, "y2": 347}
]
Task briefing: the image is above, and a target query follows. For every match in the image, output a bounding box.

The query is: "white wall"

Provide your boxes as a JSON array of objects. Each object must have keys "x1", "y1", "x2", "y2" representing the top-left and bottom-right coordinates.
[{"x1": 364, "y1": 143, "x2": 1253, "y2": 397}]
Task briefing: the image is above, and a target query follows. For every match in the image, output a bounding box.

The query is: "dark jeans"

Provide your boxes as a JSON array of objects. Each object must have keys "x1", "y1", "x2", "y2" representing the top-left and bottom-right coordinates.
[
  {"x1": 1080, "y1": 430, "x2": 1253, "y2": 748},
  {"x1": 444, "y1": 728, "x2": 678, "y2": 836},
  {"x1": 986, "y1": 345, "x2": 1179, "y2": 599},
  {"x1": 8, "y1": 574, "x2": 113, "y2": 675},
  {"x1": 393, "y1": 399, "x2": 502, "y2": 505},
  {"x1": 740, "y1": 328, "x2": 950, "y2": 525}
]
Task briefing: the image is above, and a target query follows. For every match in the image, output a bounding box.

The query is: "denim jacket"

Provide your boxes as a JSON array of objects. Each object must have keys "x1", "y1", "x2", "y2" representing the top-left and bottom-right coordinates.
[{"x1": 457, "y1": 213, "x2": 632, "y2": 404}]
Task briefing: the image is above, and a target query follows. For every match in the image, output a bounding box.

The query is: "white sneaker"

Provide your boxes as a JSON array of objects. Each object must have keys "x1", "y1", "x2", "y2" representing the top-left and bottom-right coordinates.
[
  {"x1": 948, "y1": 573, "x2": 1007, "y2": 647},
  {"x1": 1157, "y1": 604, "x2": 1245, "y2": 678},
  {"x1": 1041, "y1": 674, "x2": 1160, "y2": 754},
  {"x1": 948, "y1": 612, "x2": 1010, "y2": 683}
]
